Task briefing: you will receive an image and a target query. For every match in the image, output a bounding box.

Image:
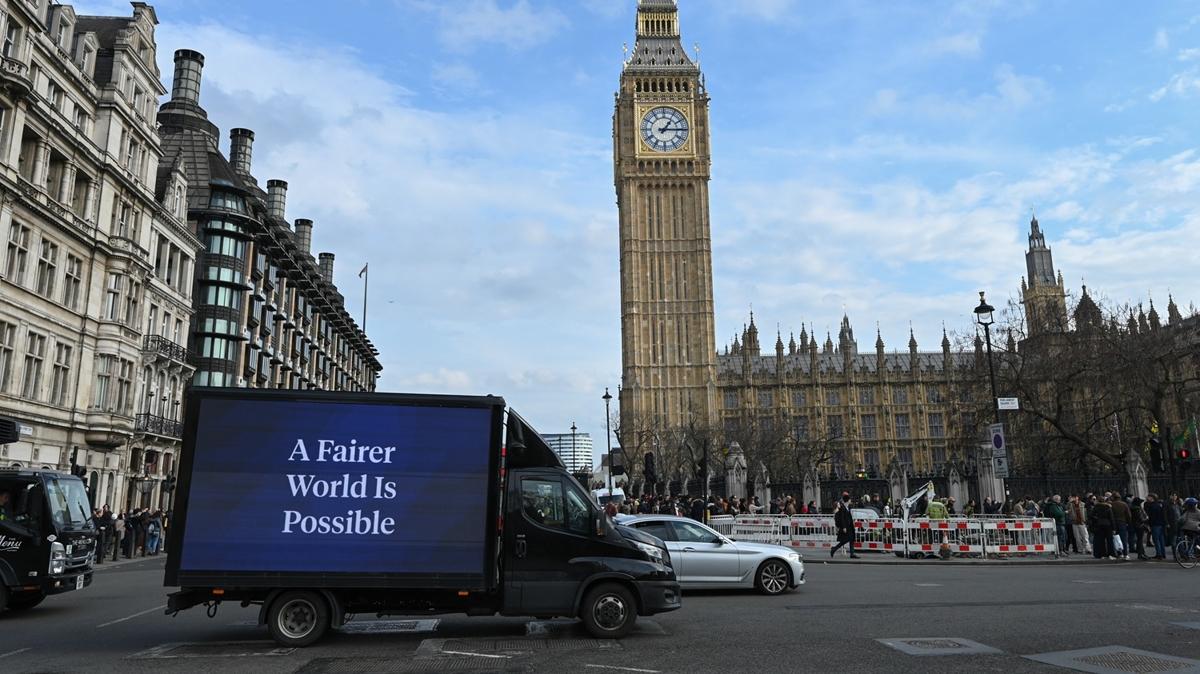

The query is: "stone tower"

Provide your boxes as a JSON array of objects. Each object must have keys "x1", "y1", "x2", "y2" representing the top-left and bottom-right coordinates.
[
  {"x1": 1020, "y1": 215, "x2": 1067, "y2": 336},
  {"x1": 614, "y1": 0, "x2": 718, "y2": 431}
]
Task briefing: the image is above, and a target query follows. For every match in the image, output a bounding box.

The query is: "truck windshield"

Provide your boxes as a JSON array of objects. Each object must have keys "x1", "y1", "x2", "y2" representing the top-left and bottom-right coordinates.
[{"x1": 45, "y1": 476, "x2": 93, "y2": 531}]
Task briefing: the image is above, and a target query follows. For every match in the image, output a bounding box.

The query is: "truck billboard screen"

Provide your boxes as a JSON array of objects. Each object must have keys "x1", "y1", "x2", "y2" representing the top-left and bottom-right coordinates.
[{"x1": 177, "y1": 397, "x2": 493, "y2": 576}]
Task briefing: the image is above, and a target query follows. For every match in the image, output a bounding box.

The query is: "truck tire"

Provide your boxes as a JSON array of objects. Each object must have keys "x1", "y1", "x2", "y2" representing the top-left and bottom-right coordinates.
[
  {"x1": 5, "y1": 591, "x2": 45, "y2": 611},
  {"x1": 0, "y1": 584, "x2": 8, "y2": 612},
  {"x1": 579, "y1": 583, "x2": 637, "y2": 639},
  {"x1": 267, "y1": 590, "x2": 330, "y2": 647},
  {"x1": 754, "y1": 559, "x2": 791, "y2": 595}
]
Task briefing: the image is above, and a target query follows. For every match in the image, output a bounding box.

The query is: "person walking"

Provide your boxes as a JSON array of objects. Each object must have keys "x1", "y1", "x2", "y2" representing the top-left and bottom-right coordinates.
[
  {"x1": 1146, "y1": 493, "x2": 1167, "y2": 560},
  {"x1": 1088, "y1": 496, "x2": 1115, "y2": 560},
  {"x1": 1130, "y1": 497, "x2": 1150, "y2": 560},
  {"x1": 1110, "y1": 493, "x2": 1132, "y2": 560},
  {"x1": 1044, "y1": 495, "x2": 1068, "y2": 555},
  {"x1": 112, "y1": 514, "x2": 125, "y2": 562},
  {"x1": 830, "y1": 494, "x2": 859, "y2": 559},
  {"x1": 1068, "y1": 495, "x2": 1091, "y2": 555}
]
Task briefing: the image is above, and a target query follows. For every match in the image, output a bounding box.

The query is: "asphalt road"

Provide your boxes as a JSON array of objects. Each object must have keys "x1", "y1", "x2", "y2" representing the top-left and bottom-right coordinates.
[{"x1": 1, "y1": 555, "x2": 1198, "y2": 673}]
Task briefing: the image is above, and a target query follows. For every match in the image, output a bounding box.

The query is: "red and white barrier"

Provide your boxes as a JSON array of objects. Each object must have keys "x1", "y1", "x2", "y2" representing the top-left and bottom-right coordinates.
[{"x1": 712, "y1": 514, "x2": 1057, "y2": 557}]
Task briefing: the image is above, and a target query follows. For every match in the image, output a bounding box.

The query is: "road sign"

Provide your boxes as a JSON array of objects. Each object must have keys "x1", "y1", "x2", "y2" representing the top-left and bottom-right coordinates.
[
  {"x1": 988, "y1": 423, "x2": 1006, "y2": 458},
  {"x1": 994, "y1": 455, "x2": 1010, "y2": 478},
  {"x1": 18, "y1": 424, "x2": 32, "y2": 436},
  {"x1": 997, "y1": 397, "x2": 1019, "y2": 411}
]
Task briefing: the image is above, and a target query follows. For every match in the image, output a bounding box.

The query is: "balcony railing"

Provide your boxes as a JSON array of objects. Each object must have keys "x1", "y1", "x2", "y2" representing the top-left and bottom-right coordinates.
[
  {"x1": 144, "y1": 334, "x2": 189, "y2": 363},
  {"x1": 135, "y1": 413, "x2": 182, "y2": 439}
]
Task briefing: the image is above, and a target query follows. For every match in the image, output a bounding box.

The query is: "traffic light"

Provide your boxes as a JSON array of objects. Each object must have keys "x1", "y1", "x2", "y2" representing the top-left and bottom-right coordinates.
[
  {"x1": 1180, "y1": 447, "x2": 1194, "y2": 471},
  {"x1": 1149, "y1": 436, "x2": 1165, "y2": 472}
]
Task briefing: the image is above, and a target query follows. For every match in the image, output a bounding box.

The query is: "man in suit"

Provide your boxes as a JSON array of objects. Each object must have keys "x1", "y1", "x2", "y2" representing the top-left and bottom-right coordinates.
[{"x1": 830, "y1": 492, "x2": 860, "y2": 559}]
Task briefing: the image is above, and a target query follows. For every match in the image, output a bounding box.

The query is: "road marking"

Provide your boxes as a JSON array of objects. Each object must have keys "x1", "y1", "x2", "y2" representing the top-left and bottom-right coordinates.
[
  {"x1": 1072, "y1": 580, "x2": 1103, "y2": 584},
  {"x1": 0, "y1": 648, "x2": 31, "y2": 659},
  {"x1": 440, "y1": 650, "x2": 511, "y2": 659},
  {"x1": 585, "y1": 657, "x2": 662, "y2": 666},
  {"x1": 913, "y1": 583, "x2": 943, "y2": 587},
  {"x1": 97, "y1": 604, "x2": 166, "y2": 628}
]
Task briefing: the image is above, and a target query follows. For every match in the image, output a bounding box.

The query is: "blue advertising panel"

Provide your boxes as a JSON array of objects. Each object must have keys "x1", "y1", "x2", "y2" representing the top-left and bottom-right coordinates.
[{"x1": 178, "y1": 397, "x2": 494, "y2": 575}]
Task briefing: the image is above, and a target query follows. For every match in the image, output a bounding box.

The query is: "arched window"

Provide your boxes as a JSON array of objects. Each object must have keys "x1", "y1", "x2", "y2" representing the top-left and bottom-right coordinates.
[{"x1": 173, "y1": 185, "x2": 184, "y2": 218}]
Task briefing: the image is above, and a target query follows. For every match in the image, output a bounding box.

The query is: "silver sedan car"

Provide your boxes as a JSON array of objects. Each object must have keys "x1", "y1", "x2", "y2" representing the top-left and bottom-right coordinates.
[{"x1": 616, "y1": 514, "x2": 805, "y2": 595}]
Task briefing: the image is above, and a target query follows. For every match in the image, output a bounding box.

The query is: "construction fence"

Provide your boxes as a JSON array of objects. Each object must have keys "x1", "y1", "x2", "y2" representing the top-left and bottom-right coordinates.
[{"x1": 709, "y1": 514, "x2": 1059, "y2": 557}]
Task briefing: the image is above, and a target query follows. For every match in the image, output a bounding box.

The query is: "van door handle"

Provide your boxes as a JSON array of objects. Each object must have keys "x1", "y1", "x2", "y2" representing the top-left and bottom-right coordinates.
[
  {"x1": 516, "y1": 535, "x2": 527, "y2": 558},
  {"x1": 683, "y1": 547, "x2": 696, "y2": 552}
]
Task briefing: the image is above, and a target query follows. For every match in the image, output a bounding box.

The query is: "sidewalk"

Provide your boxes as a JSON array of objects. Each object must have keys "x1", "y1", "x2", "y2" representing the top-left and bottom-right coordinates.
[
  {"x1": 821, "y1": 552, "x2": 1172, "y2": 566},
  {"x1": 91, "y1": 552, "x2": 167, "y2": 570}
]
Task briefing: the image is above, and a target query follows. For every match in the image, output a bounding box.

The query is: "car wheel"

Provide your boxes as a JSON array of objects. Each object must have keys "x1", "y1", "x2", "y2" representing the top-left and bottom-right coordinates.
[
  {"x1": 267, "y1": 590, "x2": 330, "y2": 647},
  {"x1": 755, "y1": 559, "x2": 791, "y2": 595},
  {"x1": 580, "y1": 583, "x2": 637, "y2": 638}
]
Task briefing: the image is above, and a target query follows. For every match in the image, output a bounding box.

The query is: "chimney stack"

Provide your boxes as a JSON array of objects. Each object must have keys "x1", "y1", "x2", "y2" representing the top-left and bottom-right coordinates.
[
  {"x1": 170, "y1": 49, "x2": 204, "y2": 104},
  {"x1": 294, "y1": 219, "x2": 312, "y2": 255},
  {"x1": 318, "y1": 252, "x2": 335, "y2": 285},
  {"x1": 229, "y1": 128, "x2": 254, "y2": 176},
  {"x1": 267, "y1": 179, "x2": 288, "y2": 222}
]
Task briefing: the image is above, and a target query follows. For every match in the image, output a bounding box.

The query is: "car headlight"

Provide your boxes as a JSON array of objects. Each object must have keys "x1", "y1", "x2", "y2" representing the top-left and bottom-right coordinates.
[
  {"x1": 633, "y1": 540, "x2": 666, "y2": 565},
  {"x1": 786, "y1": 552, "x2": 801, "y2": 561},
  {"x1": 49, "y1": 541, "x2": 66, "y2": 575}
]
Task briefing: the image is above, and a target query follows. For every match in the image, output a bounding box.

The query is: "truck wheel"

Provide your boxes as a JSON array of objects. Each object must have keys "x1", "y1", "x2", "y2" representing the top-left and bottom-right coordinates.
[
  {"x1": 267, "y1": 590, "x2": 330, "y2": 647},
  {"x1": 6, "y1": 591, "x2": 45, "y2": 611},
  {"x1": 0, "y1": 584, "x2": 8, "y2": 612},
  {"x1": 580, "y1": 583, "x2": 637, "y2": 639},
  {"x1": 755, "y1": 559, "x2": 791, "y2": 595}
]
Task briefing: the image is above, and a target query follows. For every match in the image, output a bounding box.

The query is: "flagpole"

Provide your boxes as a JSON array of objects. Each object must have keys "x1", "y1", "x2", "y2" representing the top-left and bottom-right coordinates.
[{"x1": 358, "y1": 263, "x2": 369, "y2": 332}]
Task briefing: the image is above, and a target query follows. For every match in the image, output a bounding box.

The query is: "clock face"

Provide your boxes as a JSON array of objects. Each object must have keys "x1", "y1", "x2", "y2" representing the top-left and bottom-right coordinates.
[{"x1": 641, "y1": 106, "x2": 690, "y2": 152}]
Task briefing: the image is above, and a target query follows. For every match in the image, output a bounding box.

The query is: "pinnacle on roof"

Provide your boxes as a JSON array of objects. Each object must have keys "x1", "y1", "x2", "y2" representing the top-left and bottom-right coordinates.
[
  {"x1": 1168, "y1": 293, "x2": 1183, "y2": 324},
  {"x1": 788, "y1": 331, "x2": 797, "y2": 355},
  {"x1": 629, "y1": 0, "x2": 695, "y2": 71},
  {"x1": 908, "y1": 327, "x2": 918, "y2": 351},
  {"x1": 875, "y1": 326, "x2": 885, "y2": 351},
  {"x1": 1006, "y1": 329, "x2": 1017, "y2": 352},
  {"x1": 1148, "y1": 298, "x2": 1161, "y2": 330},
  {"x1": 775, "y1": 330, "x2": 785, "y2": 353},
  {"x1": 941, "y1": 326, "x2": 951, "y2": 350}
]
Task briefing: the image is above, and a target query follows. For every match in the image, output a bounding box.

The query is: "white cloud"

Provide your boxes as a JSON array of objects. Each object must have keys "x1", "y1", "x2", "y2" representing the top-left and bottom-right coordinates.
[
  {"x1": 702, "y1": 0, "x2": 799, "y2": 22},
  {"x1": 993, "y1": 63, "x2": 1048, "y2": 108},
  {"x1": 398, "y1": 368, "x2": 474, "y2": 392},
  {"x1": 1150, "y1": 67, "x2": 1200, "y2": 101},
  {"x1": 431, "y1": 62, "x2": 484, "y2": 94},
  {"x1": 1154, "y1": 27, "x2": 1170, "y2": 51},
  {"x1": 922, "y1": 32, "x2": 982, "y2": 58},
  {"x1": 1178, "y1": 47, "x2": 1200, "y2": 62},
  {"x1": 417, "y1": 0, "x2": 570, "y2": 52}
]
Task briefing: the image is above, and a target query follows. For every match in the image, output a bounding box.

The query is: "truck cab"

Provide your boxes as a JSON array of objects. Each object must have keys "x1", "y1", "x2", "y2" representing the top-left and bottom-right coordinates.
[{"x1": 0, "y1": 467, "x2": 96, "y2": 612}]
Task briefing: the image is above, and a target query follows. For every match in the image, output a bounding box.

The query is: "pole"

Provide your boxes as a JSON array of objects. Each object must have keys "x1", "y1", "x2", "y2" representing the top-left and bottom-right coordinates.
[
  {"x1": 571, "y1": 421, "x2": 577, "y2": 476},
  {"x1": 982, "y1": 322, "x2": 1000, "y2": 425},
  {"x1": 361, "y1": 263, "x2": 368, "y2": 332},
  {"x1": 604, "y1": 388, "x2": 613, "y2": 496}
]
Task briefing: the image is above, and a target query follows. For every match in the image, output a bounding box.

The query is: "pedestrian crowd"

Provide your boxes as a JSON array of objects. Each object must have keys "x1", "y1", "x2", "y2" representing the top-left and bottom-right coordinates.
[
  {"x1": 90, "y1": 506, "x2": 169, "y2": 563},
  {"x1": 605, "y1": 489, "x2": 1200, "y2": 562}
]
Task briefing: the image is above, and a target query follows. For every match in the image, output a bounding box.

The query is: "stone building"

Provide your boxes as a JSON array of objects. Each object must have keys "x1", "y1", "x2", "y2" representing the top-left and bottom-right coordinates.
[
  {"x1": 0, "y1": 1, "x2": 198, "y2": 511},
  {"x1": 716, "y1": 314, "x2": 974, "y2": 482},
  {"x1": 156, "y1": 49, "x2": 381, "y2": 393},
  {"x1": 614, "y1": 0, "x2": 719, "y2": 434}
]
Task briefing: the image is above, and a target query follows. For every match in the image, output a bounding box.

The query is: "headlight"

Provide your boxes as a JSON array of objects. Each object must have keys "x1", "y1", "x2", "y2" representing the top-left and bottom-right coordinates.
[
  {"x1": 633, "y1": 540, "x2": 666, "y2": 565},
  {"x1": 49, "y1": 541, "x2": 66, "y2": 575},
  {"x1": 786, "y1": 552, "x2": 801, "y2": 561}
]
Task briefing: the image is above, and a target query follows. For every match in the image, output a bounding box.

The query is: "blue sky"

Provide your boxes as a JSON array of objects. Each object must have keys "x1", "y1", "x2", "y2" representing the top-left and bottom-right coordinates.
[{"x1": 77, "y1": 1, "x2": 1200, "y2": 459}]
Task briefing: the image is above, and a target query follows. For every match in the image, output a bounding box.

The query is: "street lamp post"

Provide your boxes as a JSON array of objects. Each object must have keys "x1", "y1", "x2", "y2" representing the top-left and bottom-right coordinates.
[
  {"x1": 570, "y1": 421, "x2": 577, "y2": 475},
  {"x1": 603, "y1": 388, "x2": 613, "y2": 495},
  {"x1": 974, "y1": 292, "x2": 1000, "y2": 425},
  {"x1": 975, "y1": 291, "x2": 1003, "y2": 502}
]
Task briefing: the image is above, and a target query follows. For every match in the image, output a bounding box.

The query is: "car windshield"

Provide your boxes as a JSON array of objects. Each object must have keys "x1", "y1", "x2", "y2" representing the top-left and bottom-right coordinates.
[{"x1": 45, "y1": 476, "x2": 93, "y2": 531}]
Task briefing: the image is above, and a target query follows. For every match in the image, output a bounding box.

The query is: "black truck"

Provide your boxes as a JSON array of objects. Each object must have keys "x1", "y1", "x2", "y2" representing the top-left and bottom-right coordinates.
[
  {"x1": 0, "y1": 417, "x2": 97, "y2": 613},
  {"x1": 165, "y1": 388, "x2": 680, "y2": 646}
]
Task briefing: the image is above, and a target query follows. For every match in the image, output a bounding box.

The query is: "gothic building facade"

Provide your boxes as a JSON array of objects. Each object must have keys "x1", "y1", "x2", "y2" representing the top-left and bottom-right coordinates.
[{"x1": 615, "y1": 0, "x2": 719, "y2": 434}]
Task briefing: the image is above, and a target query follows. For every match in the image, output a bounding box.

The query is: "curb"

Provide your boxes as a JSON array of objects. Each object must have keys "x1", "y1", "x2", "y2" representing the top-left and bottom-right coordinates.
[
  {"x1": 817, "y1": 556, "x2": 1167, "y2": 566},
  {"x1": 91, "y1": 554, "x2": 168, "y2": 571}
]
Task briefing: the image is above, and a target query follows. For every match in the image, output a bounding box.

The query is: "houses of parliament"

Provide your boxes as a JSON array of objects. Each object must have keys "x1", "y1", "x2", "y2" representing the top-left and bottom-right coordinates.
[{"x1": 613, "y1": 1, "x2": 1194, "y2": 480}]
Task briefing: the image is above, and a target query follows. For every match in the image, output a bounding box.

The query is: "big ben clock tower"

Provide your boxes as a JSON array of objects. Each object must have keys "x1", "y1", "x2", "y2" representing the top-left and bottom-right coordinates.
[{"x1": 615, "y1": 0, "x2": 718, "y2": 434}]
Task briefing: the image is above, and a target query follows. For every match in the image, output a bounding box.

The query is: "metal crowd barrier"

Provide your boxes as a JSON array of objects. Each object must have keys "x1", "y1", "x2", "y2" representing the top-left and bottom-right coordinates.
[{"x1": 712, "y1": 514, "x2": 1057, "y2": 557}]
